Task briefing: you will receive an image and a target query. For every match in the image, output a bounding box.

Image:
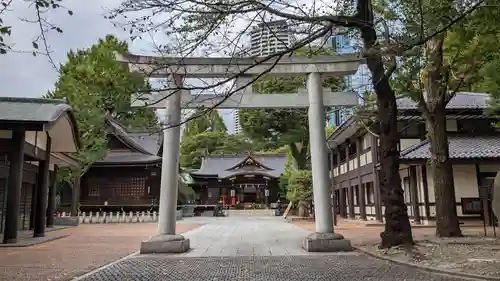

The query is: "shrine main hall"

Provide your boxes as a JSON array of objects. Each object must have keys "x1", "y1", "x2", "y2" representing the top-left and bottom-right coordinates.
[{"x1": 189, "y1": 154, "x2": 287, "y2": 207}]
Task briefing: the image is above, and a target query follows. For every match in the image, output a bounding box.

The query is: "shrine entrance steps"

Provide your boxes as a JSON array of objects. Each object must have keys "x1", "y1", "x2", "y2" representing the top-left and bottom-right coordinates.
[{"x1": 226, "y1": 209, "x2": 275, "y2": 217}]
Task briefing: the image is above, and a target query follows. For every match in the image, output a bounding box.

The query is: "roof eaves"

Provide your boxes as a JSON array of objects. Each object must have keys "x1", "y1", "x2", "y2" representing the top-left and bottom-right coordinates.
[
  {"x1": 225, "y1": 154, "x2": 274, "y2": 171},
  {"x1": 107, "y1": 118, "x2": 153, "y2": 155},
  {"x1": 327, "y1": 115, "x2": 357, "y2": 141},
  {"x1": 399, "y1": 139, "x2": 430, "y2": 159}
]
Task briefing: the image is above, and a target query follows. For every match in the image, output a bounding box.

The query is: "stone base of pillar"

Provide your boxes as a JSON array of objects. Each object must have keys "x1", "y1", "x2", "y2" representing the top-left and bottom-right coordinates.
[
  {"x1": 140, "y1": 234, "x2": 190, "y2": 254},
  {"x1": 302, "y1": 232, "x2": 352, "y2": 252},
  {"x1": 33, "y1": 232, "x2": 45, "y2": 238}
]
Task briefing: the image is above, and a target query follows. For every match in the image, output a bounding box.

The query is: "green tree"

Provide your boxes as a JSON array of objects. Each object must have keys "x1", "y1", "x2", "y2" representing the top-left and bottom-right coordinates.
[
  {"x1": 387, "y1": 0, "x2": 500, "y2": 237},
  {"x1": 325, "y1": 126, "x2": 336, "y2": 138},
  {"x1": 286, "y1": 170, "x2": 313, "y2": 217},
  {"x1": 239, "y1": 46, "x2": 344, "y2": 169},
  {"x1": 180, "y1": 131, "x2": 253, "y2": 169},
  {"x1": 184, "y1": 109, "x2": 227, "y2": 137},
  {"x1": 46, "y1": 34, "x2": 158, "y2": 179}
]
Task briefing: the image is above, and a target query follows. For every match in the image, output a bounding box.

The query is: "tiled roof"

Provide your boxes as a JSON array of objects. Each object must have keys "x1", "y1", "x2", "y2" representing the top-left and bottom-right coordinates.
[
  {"x1": 107, "y1": 119, "x2": 156, "y2": 156},
  {"x1": 96, "y1": 152, "x2": 161, "y2": 164},
  {"x1": 327, "y1": 92, "x2": 491, "y2": 145},
  {"x1": 0, "y1": 97, "x2": 72, "y2": 122},
  {"x1": 129, "y1": 132, "x2": 162, "y2": 155},
  {"x1": 396, "y1": 92, "x2": 490, "y2": 110},
  {"x1": 192, "y1": 154, "x2": 287, "y2": 178},
  {"x1": 98, "y1": 119, "x2": 161, "y2": 164},
  {"x1": 400, "y1": 136, "x2": 500, "y2": 160}
]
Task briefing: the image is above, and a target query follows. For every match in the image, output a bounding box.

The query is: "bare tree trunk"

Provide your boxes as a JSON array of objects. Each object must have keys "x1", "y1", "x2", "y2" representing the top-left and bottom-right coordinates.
[
  {"x1": 423, "y1": 36, "x2": 462, "y2": 237},
  {"x1": 357, "y1": 0, "x2": 413, "y2": 248}
]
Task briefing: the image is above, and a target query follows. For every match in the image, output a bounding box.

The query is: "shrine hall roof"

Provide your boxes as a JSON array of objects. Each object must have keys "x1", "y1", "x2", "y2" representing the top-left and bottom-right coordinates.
[
  {"x1": 191, "y1": 154, "x2": 288, "y2": 179},
  {"x1": 400, "y1": 136, "x2": 500, "y2": 161},
  {"x1": 96, "y1": 119, "x2": 161, "y2": 165}
]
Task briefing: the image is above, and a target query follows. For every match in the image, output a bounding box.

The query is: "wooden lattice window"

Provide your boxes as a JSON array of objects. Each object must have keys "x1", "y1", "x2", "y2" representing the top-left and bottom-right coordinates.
[
  {"x1": 89, "y1": 186, "x2": 100, "y2": 197},
  {"x1": 87, "y1": 178, "x2": 100, "y2": 197},
  {"x1": 86, "y1": 176, "x2": 146, "y2": 199},
  {"x1": 114, "y1": 177, "x2": 146, "y2": 198}
]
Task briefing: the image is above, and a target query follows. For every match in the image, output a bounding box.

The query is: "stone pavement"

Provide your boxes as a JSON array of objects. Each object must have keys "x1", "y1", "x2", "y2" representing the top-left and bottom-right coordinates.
[
  {"x1": 178, "y1": 217, "x2": 314, "y2": 256},
  {"x1": 0, "y1": 223, "x2": 200, "y2": 281},
  {"x1": 76, "y1": 217, "x2": 475, "y2": 281}
]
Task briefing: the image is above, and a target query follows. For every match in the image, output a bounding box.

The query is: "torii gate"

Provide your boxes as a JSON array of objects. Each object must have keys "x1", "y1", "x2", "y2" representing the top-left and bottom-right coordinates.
[{"x1": 116, "y1": 53, "x2": 362, "y2": 253}]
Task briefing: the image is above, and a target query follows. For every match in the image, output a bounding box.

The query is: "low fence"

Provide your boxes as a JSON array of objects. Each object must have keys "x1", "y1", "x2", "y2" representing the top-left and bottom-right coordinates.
[{"x1": 57, "y1": 210, "x2": 183, "y2": 224}]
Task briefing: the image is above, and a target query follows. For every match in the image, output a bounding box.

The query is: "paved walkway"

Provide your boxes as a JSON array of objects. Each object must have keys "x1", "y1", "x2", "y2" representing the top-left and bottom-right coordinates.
[
  {"x1": 178, "y1": 217, "x2": 314, "y2": 257},
  {"x1": 77, "y1": 217, "x2": 474, "y2": 281},
  {"x1": 0, "y1": 223, "x2": 200, "y2": 281}
]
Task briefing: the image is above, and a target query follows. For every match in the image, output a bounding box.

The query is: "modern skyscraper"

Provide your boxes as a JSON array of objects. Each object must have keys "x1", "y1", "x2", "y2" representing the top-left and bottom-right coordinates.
[
  {"x1": 230, "y1": 20, "x2": 292, "y2": 134},
  {"x1": 327, "y1": 27, "x2": 372, "y2": 128},
  {"x1": 232, "y1": 110, "x2": 242, "y2": 134},
  {"x1": 248, "y1": 20, "x2": 291, "y2": 57}
]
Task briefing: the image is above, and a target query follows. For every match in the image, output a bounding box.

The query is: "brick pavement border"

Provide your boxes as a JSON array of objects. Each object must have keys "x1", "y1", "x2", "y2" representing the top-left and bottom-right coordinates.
[
  {"x1": 355, "y1": 246, "x2": 498, "y2": 281},
  {"x1": 71, "y1": 251, "x2": 140, "y2": 281},
  {"x1": 0, "y1": 234, "x2": 70, "y2": 248}
]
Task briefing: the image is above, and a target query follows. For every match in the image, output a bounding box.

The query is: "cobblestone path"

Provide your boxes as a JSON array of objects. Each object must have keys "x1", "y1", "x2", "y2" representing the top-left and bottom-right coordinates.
[{"x1": 76, "y1": 217, "x2": 473, "y2": 281}]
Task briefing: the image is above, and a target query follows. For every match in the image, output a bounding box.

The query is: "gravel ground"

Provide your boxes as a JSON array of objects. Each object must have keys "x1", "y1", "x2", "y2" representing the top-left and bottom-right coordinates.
[{"x1": 361, "y1": 236, "x2": 500, "y2": 278}]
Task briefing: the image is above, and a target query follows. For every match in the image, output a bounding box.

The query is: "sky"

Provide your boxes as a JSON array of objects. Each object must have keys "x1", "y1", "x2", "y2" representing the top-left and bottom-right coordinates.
[{"x1": 0, "y1": 0, "x2": 237, "y2": 132}]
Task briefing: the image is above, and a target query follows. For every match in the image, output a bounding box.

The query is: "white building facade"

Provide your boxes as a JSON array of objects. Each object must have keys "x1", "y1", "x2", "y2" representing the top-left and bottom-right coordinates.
[{"x1": 248, "y1": 20, "x2": 291, "y2": 57}]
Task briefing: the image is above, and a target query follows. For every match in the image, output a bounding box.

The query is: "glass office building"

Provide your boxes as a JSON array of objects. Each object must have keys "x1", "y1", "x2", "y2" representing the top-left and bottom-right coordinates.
[{"x1": 328, "y1": 31, "x2": 372, "y2": 128}]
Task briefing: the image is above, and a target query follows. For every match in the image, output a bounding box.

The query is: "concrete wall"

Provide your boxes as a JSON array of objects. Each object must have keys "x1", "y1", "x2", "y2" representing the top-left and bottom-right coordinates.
[{"x1": 400, "y1": 138, "x2": 421, "y2": 151}]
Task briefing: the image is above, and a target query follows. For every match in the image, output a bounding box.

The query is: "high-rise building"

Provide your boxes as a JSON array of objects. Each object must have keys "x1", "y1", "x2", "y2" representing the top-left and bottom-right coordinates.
[
  {"x1": 327, "y1": 27, "x2": 372, "y2": 128},
  {"x1": 232, "y1": 110, "x2": 242, "y2": 134},
  {"x1": 230, "y1": 20, "x2": 292, "y2": 134},
  {"x1": 249, "y1": 20, "x2": 291, "y2": 57}
]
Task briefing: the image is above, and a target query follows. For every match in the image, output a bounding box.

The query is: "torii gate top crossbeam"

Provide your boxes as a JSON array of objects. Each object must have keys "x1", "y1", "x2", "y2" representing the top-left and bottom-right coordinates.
[{"x1": 115, "y1": 53, "x2": 363, "y2": 78}]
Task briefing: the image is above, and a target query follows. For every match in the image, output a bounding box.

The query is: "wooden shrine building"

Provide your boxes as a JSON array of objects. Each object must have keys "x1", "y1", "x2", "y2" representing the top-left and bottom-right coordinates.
[
  {"x1": 75, "y1": 119, "x2": 162, "y2": 212},
  {"x1": 328, "y1": 92, "x2": 500, "y2": 225},
  {"x1": 189, "y1": 154, "x2": 287, "y2": 207},
  {"x1": 0, "y1": 97, "x2": 80, "y2": 244}
]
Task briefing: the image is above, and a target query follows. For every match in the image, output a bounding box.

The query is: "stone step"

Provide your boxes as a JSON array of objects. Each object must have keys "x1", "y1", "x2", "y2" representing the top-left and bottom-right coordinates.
[{"x1": 226, "y1": 209, "x2": 275, "y2": 217}]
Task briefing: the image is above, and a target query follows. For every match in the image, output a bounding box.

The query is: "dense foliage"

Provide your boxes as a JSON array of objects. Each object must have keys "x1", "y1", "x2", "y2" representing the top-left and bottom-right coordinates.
[
  {"x1": 383, "y1": 0, "x2": 500, "y2": 237},
  {"x1": 46, "y1": 35, "x2": 158, "y2": 178},
  {"x1": 239, "y1": 46, "x2": 344, "y2": 169},
  {"x1": 180, "y1": 131, "x2": 254, "y2": 169},
  {"x1": 286, "y1": 170, "x2": 313, "y2": 217},
  {"x1": 184, "y1": 109, "x2": 227, "y2": 136}
]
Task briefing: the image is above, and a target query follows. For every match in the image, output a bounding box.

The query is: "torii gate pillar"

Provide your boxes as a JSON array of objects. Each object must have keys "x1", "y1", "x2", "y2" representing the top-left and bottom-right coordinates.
[
  {"x1": 120, "y1": 53, "x2": 360, "y2": 254},
  {"x1": 303, "y1": 72, "x2": 352, "y2": 252}
]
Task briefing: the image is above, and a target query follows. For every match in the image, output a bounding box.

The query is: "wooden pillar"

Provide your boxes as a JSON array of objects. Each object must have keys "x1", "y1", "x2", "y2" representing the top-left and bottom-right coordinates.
[
  {"x1": 29, "y1": 180, "x2": 37, "y2": 230},
  {"x1": 339, "y1": 186, "x2": 347, "y2": 218},
  {"x1": 3, "y1": 127, "x2": 26, "y2": 244},
  {"x1": 346, "y1": 144, "x2": 355, "y2": 219},
  {"x1": 409, "y1": 165, "x2": 421, "y2": 224},
  {"x1": 421, "y1": 165, "x2": 431, "y2": 220},
  {"x1": 337, "y1": 149, "x2": 347, "y2": 218},
  {"x1": 71, "y1": 177, "x2": 81, "y2": 216},
  {"x1": 357, "y1": 138, "x2": 367, "y2": 220},
  {"x1": 46, "y1": 166, "x2": 58, "y2": 228},
  {"x1": 34, "y1": 136, "x2": 51, "y2": 238},
  {"x1": 371, "y1": 134, "x2": 383, "y2": 222}
]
